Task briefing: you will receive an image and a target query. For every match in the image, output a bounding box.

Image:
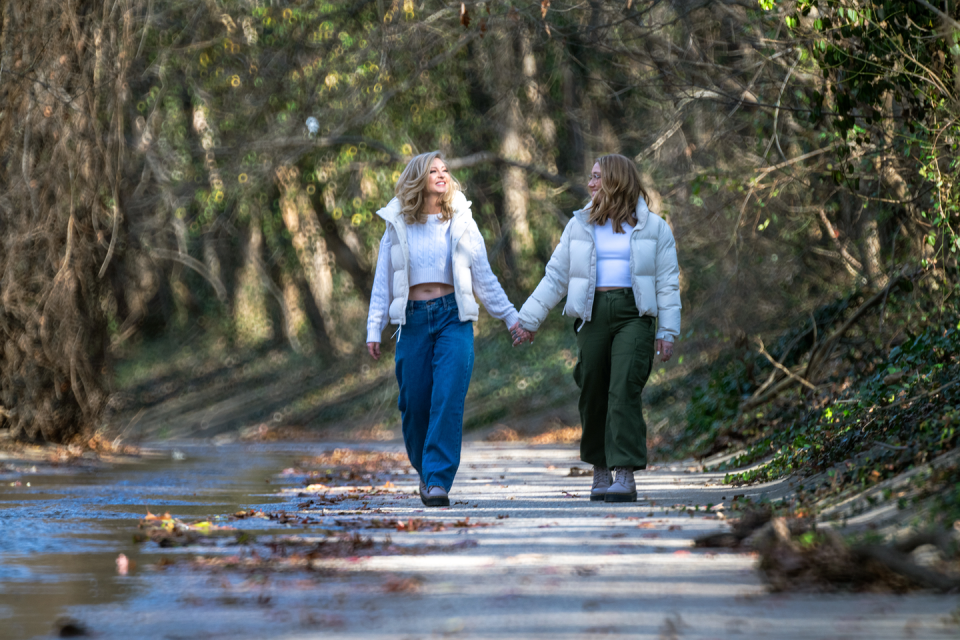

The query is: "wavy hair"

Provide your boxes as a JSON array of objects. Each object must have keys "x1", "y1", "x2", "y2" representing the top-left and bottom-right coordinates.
[
  {"x1": 394, "y1": 151, "x2": 460, "y2": 224},
  {"x1": 588, "y1": 154, "x2": 650, "y2": 234}
]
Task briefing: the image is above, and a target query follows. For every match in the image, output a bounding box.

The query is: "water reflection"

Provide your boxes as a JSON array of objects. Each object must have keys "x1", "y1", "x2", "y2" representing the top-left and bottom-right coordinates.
[{"x1": 0, "y1": 443, "x2": 304, "y2": 640}]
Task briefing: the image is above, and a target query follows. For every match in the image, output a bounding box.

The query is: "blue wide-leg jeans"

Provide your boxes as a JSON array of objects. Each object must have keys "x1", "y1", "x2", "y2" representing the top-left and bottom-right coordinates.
[{"x1": 395, "y1": 293, "x2": 474, "y2": 492}]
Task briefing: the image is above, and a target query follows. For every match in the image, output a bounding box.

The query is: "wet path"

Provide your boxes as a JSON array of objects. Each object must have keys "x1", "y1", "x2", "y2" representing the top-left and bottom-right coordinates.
[
  {"x1": 0, "y1": 443, "x2": 305, "y2": 639},
  {"x1": 1, "y1": 442, "x2": 958, "y2": 640}
]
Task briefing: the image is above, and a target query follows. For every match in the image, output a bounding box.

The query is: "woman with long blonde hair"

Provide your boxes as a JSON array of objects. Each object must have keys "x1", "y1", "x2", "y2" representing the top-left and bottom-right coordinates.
[
  {"x1": 516, "y1": 154, "x2": 681, "y2": 502},
  {"x1": 367, "y1": 151, "x2": 522, "y2": 507}
]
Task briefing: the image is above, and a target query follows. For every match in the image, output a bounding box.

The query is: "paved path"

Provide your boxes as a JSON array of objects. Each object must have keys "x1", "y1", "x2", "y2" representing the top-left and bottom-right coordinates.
[{"x1": 30, "y1": 442, "x2": 953, "y2": 640}]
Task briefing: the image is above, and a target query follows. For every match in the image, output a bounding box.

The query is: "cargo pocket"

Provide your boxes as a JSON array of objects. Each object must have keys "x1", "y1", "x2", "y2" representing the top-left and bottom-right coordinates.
[
  {"x1": 627, "y1": 337, "x2": 655, "y2": 389},
  {"x1": 573, "y1": 350, "x2": 583, "y2": 389}
]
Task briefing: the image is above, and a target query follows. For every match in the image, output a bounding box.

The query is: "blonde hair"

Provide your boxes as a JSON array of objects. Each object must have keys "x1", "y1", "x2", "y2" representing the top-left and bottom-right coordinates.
[
  {"x1": 394, "y1": 151, "x2": 461, "y2": 224},
  {"x1": 588, "y1": 154, "x2": 650, "y2": 234}
]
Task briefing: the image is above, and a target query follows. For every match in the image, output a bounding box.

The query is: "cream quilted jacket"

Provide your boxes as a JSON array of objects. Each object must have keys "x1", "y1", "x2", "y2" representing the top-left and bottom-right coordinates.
[
  {"x1": 366, "y1": 191, "x2": 519, "y2": 343},
  {"x1": 518, "y1": 197, "x2": 681, "y2": 341}
]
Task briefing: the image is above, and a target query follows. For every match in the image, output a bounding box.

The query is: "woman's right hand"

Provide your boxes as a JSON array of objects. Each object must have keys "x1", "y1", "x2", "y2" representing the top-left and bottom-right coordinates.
[{"x1": 367, "y1": 342, "x2": 381, "y2": 360}]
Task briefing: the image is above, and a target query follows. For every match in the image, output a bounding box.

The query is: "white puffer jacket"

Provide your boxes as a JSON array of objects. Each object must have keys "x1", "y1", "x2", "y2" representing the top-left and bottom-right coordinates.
[
  {"x1": 518, "y1": 197, "x2": 681, "y2": 342},
  {"x1": 366, "y1": 191, "x2": 519, "y2": 343}
]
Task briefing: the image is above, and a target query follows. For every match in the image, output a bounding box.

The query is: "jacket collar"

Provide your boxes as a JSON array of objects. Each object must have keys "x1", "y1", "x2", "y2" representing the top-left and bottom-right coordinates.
[
  {"x1": 574, "y1": 197, "x2": 652, "y2": 232},
  {"x1": 376, "y1": 190, "x2": 473, "y2": 226}
]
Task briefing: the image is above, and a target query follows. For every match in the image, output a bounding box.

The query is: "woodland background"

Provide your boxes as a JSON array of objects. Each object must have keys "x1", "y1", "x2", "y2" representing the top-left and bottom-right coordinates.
[{"x1": 1, "y1": 0, "x2": 958, "y2": 522}]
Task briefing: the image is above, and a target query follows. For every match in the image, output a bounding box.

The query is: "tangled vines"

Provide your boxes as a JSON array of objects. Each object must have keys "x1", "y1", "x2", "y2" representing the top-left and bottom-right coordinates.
[{"x1": 0, "y1": 0, "x2": 144, "y2": 441}]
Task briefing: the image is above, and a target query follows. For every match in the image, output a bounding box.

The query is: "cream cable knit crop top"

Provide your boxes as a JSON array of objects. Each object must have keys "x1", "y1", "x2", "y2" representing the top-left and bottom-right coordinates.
[{"x1": 406, "y1": 214, "x2": 454, "y2": 286}]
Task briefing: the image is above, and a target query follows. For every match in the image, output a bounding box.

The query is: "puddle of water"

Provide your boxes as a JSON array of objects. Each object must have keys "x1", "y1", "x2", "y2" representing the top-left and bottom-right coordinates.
[{"x1": 0, "y1": 443, "x2": 312, "y2": 640}]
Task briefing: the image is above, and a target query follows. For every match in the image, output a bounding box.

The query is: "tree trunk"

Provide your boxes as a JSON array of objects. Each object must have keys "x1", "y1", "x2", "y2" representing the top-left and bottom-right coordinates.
[
  {"x1": 0, "y1": 0, "x2": 137, "y2": 443},
  {"x1": 276, "y1": 165, "x2": 353, "y2": 356},
  {"x1": 234, "y1": 208, "x2": 274, "y2": 347},
  {"x1": 489, "y1": 27, "x2": 535, "y2": 283},
  {"x1": 279, "y1": 268, "x2": 312, "y2": 354},
  {"x1": 861, "y1": 217, "x2": 887, "y2": 289},
  {"x1": 169, "y1": 217, "x2": 192, "y2": 329},
  {"x1": 202, "y1": 232, "x2": 224, "y2": 302},
  {"x1": 311, "y1": 187, "x2": 373, "y2": 300}
]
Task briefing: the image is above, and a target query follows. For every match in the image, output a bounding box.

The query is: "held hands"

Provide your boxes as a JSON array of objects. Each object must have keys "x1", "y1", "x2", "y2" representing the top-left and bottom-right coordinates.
[
  {"x1": 509, "y1": 321, "x2": 535, "y2": 347},
  {"x1": 655, "y1": 338, "x2": 674, "y2": 363},
  {"x1": 369, "y1": 324, "x2": 537, "y2": 357}
]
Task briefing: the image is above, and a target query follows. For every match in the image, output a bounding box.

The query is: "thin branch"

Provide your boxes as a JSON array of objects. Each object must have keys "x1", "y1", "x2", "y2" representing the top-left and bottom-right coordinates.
[
  {"x1": 98, "y1": 191, "x2": 120, "y2": 279},
  {"x1": 754, "y1": 142, "x2": 838, "y2": 179},
  {"x1": 743, "y1": 274, "x2": 914, "y2": 411},
  {"x1": 880, "y1": 379, "x2": 960, "y2": 412},
  {"x1": 635, "y1": 119, "x2": 684, "y2": 162},
  {"x1": 806, "y1": 272, "x2": 913, "y2": 380},
  {"x1": 741, "y1": 363, "x2": 813, "y2": 411},
  {"x1": 446, "y1": 151, "x2": 590, "y2": 200},
  {"x1": 755, "y1": 337, "x2": 817, "y2": 391},
  {"x1": 916, "y1": 0, "x2": 960, "y2": 34},
  {"x1": 817, "y1": 208, "x2": 863, "y2": 276},
  {"x1": 149, "y1": 247, "x2": 227, "y2": 301},
  {"x1": 772, "y1": 52, "x2": 801, "y2": 164},
  {"x1": 636, "y1": 89, "x2": 733, "y2": 162}
]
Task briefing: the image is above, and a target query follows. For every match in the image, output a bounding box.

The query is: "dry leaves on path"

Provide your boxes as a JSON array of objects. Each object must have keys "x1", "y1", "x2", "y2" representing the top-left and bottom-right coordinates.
[
  {"x1": 296, "y1": 448, "x2": 409, "y2": 473},
  {"x1": 136, "y1": 510, "x2": 237, "y2": 547},
  {"x1": 172, "y1": 533, "x2": 479, "y2": 573}
]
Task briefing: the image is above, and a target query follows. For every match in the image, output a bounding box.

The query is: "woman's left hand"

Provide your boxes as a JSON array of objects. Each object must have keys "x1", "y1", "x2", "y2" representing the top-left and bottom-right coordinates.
[
  {"x1": 655, "y1": 339, "x2": 674, "y2": 363},
  {"x1": 509, "y1": 322, "x2": 534, "y2": 346}
]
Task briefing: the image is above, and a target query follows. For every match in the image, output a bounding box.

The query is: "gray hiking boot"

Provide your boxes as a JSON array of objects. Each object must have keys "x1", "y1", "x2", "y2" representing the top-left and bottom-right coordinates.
[
  {"x1": 422, "y1": 485, "x2": 450, "y2": 507},
  {"x1": 605, "y1": 467, "x2": 637, "y2": 502},
  {"x1": 419, "y1": 480, "x2": 427, "y2": 501},
  {"x1": 590, "y1": 466, "x2": 611, "y2": 501}
]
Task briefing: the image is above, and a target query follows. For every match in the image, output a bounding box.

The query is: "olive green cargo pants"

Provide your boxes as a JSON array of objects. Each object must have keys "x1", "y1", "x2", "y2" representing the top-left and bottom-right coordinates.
[{"x1": 574, "y1": 289, "x2": 656, "y2": 470}]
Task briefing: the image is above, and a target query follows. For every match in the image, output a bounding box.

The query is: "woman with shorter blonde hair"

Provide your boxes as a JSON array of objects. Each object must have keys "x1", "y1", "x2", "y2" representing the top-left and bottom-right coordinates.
[
  {"x1": 367, "y1": 151, "x2": 522, "y2": 507},
  {"x1": 516, "y1": 154, "x2": 681, "y2": 502}
]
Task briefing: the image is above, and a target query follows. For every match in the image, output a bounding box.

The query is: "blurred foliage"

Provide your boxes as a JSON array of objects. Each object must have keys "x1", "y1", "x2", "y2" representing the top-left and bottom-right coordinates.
[{"x1": 4, "y1": 0, "x2": 960, "y2": 469}]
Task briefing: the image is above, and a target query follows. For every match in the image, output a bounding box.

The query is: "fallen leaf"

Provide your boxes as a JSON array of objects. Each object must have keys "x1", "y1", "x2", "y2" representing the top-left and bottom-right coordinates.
[{"x1": 384, "y1": 575, "x2": 422, "y2": 592}]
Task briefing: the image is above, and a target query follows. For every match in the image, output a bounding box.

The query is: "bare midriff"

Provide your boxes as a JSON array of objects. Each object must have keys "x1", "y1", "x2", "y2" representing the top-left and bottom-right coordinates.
[
  {"x1": 409, "y1": 282, "x2": 455, "y2": 300},
  {"x1": 596, "y1": 286, "x2": 630, "y2": 292}
]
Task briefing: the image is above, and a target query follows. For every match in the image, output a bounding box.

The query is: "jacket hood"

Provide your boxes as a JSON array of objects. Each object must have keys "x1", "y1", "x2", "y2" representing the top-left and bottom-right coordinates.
[
  {"x1": 573, "y1": 196, "x2": 652, "y2": 231},
  {"x1": 376, "y1": 190, "x2": 473, "y2": 225}
]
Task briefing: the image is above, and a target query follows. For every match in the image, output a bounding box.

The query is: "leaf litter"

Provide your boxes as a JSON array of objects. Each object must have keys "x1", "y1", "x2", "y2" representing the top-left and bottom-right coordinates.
[{"x1": 134, "y1": 448, "x2": 497, "y2": 574}]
